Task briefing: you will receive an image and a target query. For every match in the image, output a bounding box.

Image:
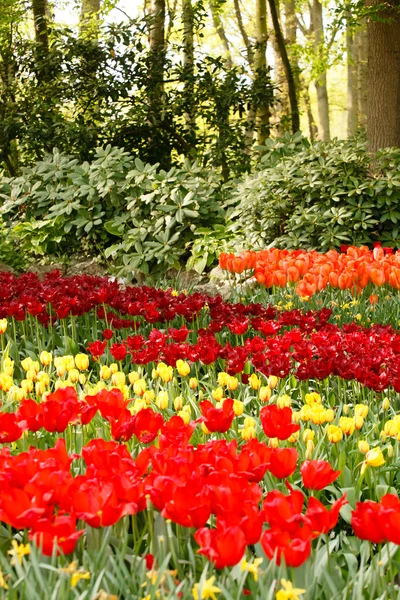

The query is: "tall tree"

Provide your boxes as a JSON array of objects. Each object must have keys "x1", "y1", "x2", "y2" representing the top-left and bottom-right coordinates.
[
  {"x1": 32, "y1": 0, "x2": 49, "y2": 81},
  {"x1": 182, "y1": 0, "x2": 195, "y2": 138},
  {"x1": 268, "y1": 0, "x2": 300, "y2": 133},
  {"x1": 366, "y1": 0, "x2": 400, "y2": 151},
  {"x1": 209, "y1": 1, "x2": 233, "y2": 67},
  {"x1": 80, "y1": 0, "x2": 101, "y2": 38},
  {"x1": 346, "y1": 19, "x2": 358, "y2": 136},
  {"x1": 254, "y1": 0, "x2": 269, "y2": 144},
  {"x1": 311, "y1": 0, "x2": 330, "y2": 140},
  {"x1": 355, "y1": 23, "x2": 367, "y2": 129}
]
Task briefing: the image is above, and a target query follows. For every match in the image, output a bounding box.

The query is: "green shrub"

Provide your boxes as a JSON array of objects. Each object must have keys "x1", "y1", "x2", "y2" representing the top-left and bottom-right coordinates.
[
  {"x1": 229, "y1": 137, "x2": 400, "y2": 251},
  {"x1": 0, "y1": 146, "x2": 230, "y2": 274}
]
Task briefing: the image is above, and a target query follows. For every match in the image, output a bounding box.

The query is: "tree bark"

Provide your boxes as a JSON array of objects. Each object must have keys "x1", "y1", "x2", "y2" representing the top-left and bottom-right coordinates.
[
  {"x1": 303, "y1": 79, "x2": 318, "y2": 140},
  {"x1": 233, "y1": 0, "x2": 254, "y2": 69},
  {"x1": 346, "y1": 20, "x2": 358, "y2": 137},
  {"x1": 367, "y1": 0, "x2": 400, "y2": 151},
  {"x1": 80, "y1": 0, "x2": 101, "y2": 38},
  {"x1": 254, "y1": 0, "x2": 270, "y2": 144},
  {"x1": 209, "y1": 1, "x2": 233, "y2": 68},
  {"x1": 311, "y1": 0, "x2": 330, "y2": 140},
  {"x1": 356, "y1": 24, "x2": 367, "y2": 129},
  {"x1": 182, "y1": 0, "x2": 195, "y2": 138},
  {"x1": 32, "y1": 0, "x2": 49, "y2": 81},
  {"x1": 268, "y1": 0, "x2": 300, "y2": 133}
]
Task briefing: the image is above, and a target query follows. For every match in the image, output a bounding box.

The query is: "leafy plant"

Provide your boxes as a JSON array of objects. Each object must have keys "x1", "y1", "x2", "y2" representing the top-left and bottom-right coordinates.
[{"x1": 229, "y1": 137, "x2": 400, "y2": 251}]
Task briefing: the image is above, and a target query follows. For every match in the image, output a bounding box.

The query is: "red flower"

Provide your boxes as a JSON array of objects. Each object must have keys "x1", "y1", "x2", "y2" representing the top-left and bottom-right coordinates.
[
  {"x1": 381, "y1": 494, "x2": 400, "y2": 544},
  {"x1": 260, "y1": 405, "x2": 300, "y2": 440},
  {"x1": 30, "y1": 514, "x2": 85, "y2": 556},
  {"x1": 0, "y1": 412, "x2": 23, "y2": 443},
  {"x1": 306, "y1": 495, "x2": 347, "y2": 536},
  {"x1": 16, "y1": 399, "x2": 43, "y2": 432},
  {"x1": 102, "y1": 328, "x2": 114, "y2": 340},
  {"x1": 86, "y1": 340, "x2": 107, "y2": 359},
  {"x1": 88, "y1": 388, "x2": 128, "y2": 421},
  {"x1": 110, "y1": 342, "x2": 127, "y2": 361},
  {"x1": 199, "y1": 399, "x2": 235, "y2": 433},
  {"x1": 260, "y1": 523, "x2": 312, "y2": 567},
  {"x1": 195, "y1": 523, "x2": 247, "y2": 569},
  {"x1": 351, "y1": 500, "x2": 387, "y2": 544},
  {"x1": 261, "y1": 489, "x2": 305, "y2": 535},
  {"x1": 133, "y1": 408, "x2": 164, "y2": 444},
  {"x1": 268, "y1": 447, "x2": 298, "y2": 479},
  {"x1": 301, "y1": 460, "x2": 340, "y2": 490}
]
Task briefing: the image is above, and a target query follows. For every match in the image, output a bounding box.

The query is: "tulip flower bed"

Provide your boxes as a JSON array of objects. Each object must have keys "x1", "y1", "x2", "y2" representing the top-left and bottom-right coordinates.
[{"x1": 0, "y1": 270, "x2": 399, "y2": 599}]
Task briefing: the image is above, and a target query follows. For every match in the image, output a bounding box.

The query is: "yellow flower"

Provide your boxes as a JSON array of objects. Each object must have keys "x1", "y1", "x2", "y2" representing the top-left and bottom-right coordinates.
[
  {"x1": 249, "y1": 373, "x2": 261, "y2": 390},
  {"x1": 339, "y1": 416, "x2": 355, "y2": 436},
  {"x1": 75, "y1": 354, "x2": 89, "y2": 371},
  {"x1": 354, "y1": 415, "x2": 364, "y2": 430},
  {"x1": 189, "y1": 377, "x2": 198, "y2": 389},
  {"x1": 178, "y1": 410, "x2": 190, "y2": 425},
  {"x1": 174, "y1": 395, "x2": 184, "y2": 411},
  {"x1": 355, "y1": 404, "x2": 368, "y2": 419},
  {"x1": 277, "y1": 394, "x2": 291, "y2": 409},
  {"x1": 305, "y1": 439, "x2": 314, "y2": 459},
  {"x1": 232, "y1": 399, "x2": 244, "y2": 416},
  {"x1": 111, "y1": 372, "x2": 126, "y2": 387},
  {"x1": 326, "y1": 424, "x2": 343, "y2": 443},
  {"x1": 325, "y1": 408, "x2": 334, "y2": 422},
  {"x1": 382, "y1": 397, "x2": 390, "y2": 411},
  {"x1": 192, "y1": 575, "x2": 221, "y2": 600},
  {"x1": 0, "y1": 570, "x2": 8, "y2": 590},
  {"x1": 259, "y1": 386, "x2": 271, "y2": 402},
  {"x1": 201, "y1": 422, "x2": 211, "y2": 435},
  {"x1": 241, "y1": 426, "x2": 256, "y2": 440},
  {"x1": 365, "y1": 447, "x2": 385, "y2": 468},
  {"x1": 212, "y1": 387, "x2": 224, "y2": 401},
  {"x1": 100, "y1": 365, "x2": 111, "y2": 380},
  {"x1": 39, "y1": 351, "x2": 52, "y2": 366},
  {"x1": 0, "y1": 318, "x2": 8, "y2": 334},
  {"x1": 305, "y1": 392, "x2": 321, "y2": 406},
  {"x1": 241, "y1": 557, "x2": 263, "y2": 582},
  {"x1": 133, "y1": 378, "x2": 147, "y2": 396},
  {"x1": 176, "y1": 359, "x2": 190, "y2": 377},
  {"x1": 358, "y1": 440, "x2": 370, "y2": 454},
  {"x1": 227, "y1": 376, "x2": 239, "y2": 391},
  {"x1": 71, "y1": 571, "x2": 91, "y2": 588},
  {"x1": 217, "y1": 372, "x2": 229, "y2": 387},
  {"x1": 302, "y1": 429, "x2": 315, "y2": 443},
  {"x1": 128, "y1": 370, "x2": 140, "y2": 384},
  {"x1": 276, "y1": 579, "x2": 306, "y2": 600},
  {"x1": 156, "y1": 391, "x2": 169, "y2": 410},
  {"x1": 268, "y1": 375, "x2": 278, "y2": 389},
  {"x1": 68, "y1": 368, "x2": 80, "y2": 383},
  {"x1": 8, "y1": 540, "x2": 30, "y2": 566},
  {"x1": 244, "y1": 416, "x2": 256, "y2": 428}
]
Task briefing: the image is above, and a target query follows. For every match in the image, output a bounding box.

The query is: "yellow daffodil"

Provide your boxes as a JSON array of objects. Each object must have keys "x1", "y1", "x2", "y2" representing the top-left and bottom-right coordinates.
[
  {"x1": 241, "y1": 557, "x2": 263, "y2": 582},
  {"x1": 192, "y1": 575, "x2": 221, "y2": 600},
  {"x1": 8, "y1": 540, "x2": 30, "y2": 566},
  {"x1": 276, "y1": 579, "x2": 306, "y2": 600}
]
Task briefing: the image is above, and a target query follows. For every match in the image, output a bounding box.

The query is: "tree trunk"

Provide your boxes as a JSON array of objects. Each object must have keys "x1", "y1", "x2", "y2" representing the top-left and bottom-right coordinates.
[
  {"x1": 233, "y1": 0, "x2": 254, "y2": 69},
  {"x1": 80, "y1": 0, "x2": 101, "y2": 37},
  {"x1": 268, "y1": 0, "x2": 300, "y2": 133},
  {"x1": 209, "y1": 1, "x2": 233, "y2": 68},
  {"x1": 356, "y1": 24, "x2": 367, "y2": 129},
  {"x1": 346, "y1": 20, "x2": 358, "y2": 137},
  {"x1": 367, "y1": 0, "x2": 400, "y2": 151},
  {"x1": 311, "y1": 0, "x2": 330, "y2": 140},
  {"x1": 32, "y1": 0, "x2": 49, "y2": 81},
  {"x1": 147, "y1": 0, "x2": 167, "y2": 164},
  {"x1": 303, "y1": 78, "x2": 318, "y2": 140},
  {"x1": 182, "y1": 0, "x2": 195, "y2": 139},
  {"x1": 254, "y1": 0, "x2": 270, "y2": 144}
]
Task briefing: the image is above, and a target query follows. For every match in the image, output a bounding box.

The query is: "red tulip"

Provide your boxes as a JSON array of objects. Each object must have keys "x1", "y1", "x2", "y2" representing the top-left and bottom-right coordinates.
[
  {"x1": 30, "y1": 514, "x2": 85, "y2": 556},
  {"x1": 301, "y1": 460, "x2": 340, "y2": 490},
  {"x1": 195, "y1": 523, "x2": 247, "y2": 569},
  {"x1": 260, "y1": 405, "x2": 300, "y2": 440},
  {"x1": 200, "y1": 399, "x2": 235, "y2": 433},
  {"x1": 306, "y1": 495, "x2": 347, "y2": 536},
  {"x1": 268, "y1": 447, "x2": 298, "y2": 479}
]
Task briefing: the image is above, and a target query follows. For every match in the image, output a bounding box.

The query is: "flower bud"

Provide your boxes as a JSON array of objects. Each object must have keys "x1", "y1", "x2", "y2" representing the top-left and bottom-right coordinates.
[
  {"x1": 100, "y1": 365, "x2": 111, "y2": 380},
  {"x1": 227, "y1": 376, "x2": 239, "y2": 391},
  {"x1": 277, "y1": 394, "x2": 291, "y2": 409},
  {"x1": 128, "y1": 371, "x2": 140, "y2": 384},
  {"x1": 40, "y1": 351, "x2": 52, "y2": 366},
  {"x1": 174, "y1": 395, "x2": 184, "y2": 411},
  {"x1": 358, "y1": 440, "x2": 370, "y2": 454},
  {"x1": 305, "y1": 439, "x2": 314, "y2": 459},
  {"x1": 303, "y1": 428, "x2": 315, "y2": 443},
  {"x1": 233, "y1": 399, "x2": 244, "y2": 416},
  {"x1": 75, "y1": 354, "x2": 89, "y2": 371},
  {"x1": 189, "y1": 377, "x2": 198, "y2": 390},
  {"x1": 176, "y1": 360, "x2": 190, "y2": 377},
  {"x1": 268, "y1": 375, "x2": 278, "y2": 389},
  {"x1": 259, "y1": 386, "x2": 271, "y2": 403},
  {"x1": 249, "y1": 374, "x2": 261, "y2": 390},
  {"x1": 156, "y1": 391, "x2": 169, "y2": 410},
  {"x1": 382, "y1": 397, "x2": 390, "y2": 411}
]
